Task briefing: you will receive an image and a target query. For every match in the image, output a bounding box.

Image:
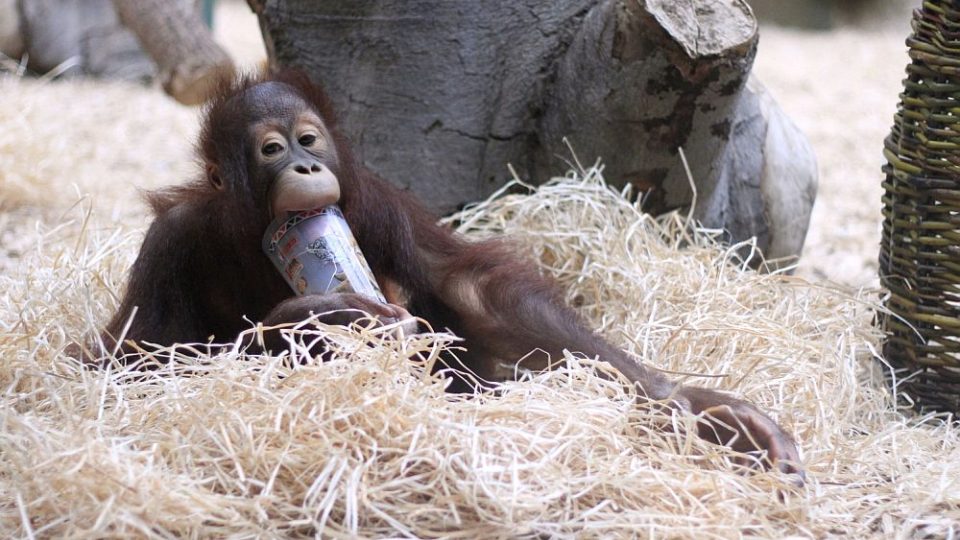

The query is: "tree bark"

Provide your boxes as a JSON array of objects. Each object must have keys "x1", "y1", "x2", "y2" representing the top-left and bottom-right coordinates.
[
  {"x1": 113, "y1": 0, "x2": 234, "y2": 105},
  {"x1": 251, "y1": 0, "x2": 817, "y2": 262}
]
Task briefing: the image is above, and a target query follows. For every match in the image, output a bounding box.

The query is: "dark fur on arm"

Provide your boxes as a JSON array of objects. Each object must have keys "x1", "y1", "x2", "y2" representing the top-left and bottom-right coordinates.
[{"x1": 338, "y1": 168, "x2": 677, "y2": 399}]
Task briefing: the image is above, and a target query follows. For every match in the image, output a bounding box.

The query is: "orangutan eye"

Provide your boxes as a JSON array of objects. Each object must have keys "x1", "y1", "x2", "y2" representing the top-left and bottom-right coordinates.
[
  {"x1": 262, "y1": 142, "x2": 284, "y2": 156},
  {"x1": 298, "y1": 133, "x2": 318, "y2": 147}
]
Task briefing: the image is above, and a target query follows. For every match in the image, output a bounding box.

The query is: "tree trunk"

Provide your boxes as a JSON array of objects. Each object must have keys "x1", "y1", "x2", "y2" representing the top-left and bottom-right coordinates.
[
  {"x1": 18, "y1": 0, "x2": 154, "y2": 80},
  {"x1": 0, "y1": 0, "x2": 23, "y2": 59},
  {"x1": 251, "y1": 0, "x2": 817, "y2": 263},
  {"x1": 113, "y1": 0, "x2": 234, "y2": 105}
]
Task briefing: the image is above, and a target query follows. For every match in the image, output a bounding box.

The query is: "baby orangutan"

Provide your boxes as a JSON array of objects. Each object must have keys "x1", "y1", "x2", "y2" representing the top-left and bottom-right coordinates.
[{"x1": 93, "y1": 70, "x2": 802, "y2": 481}]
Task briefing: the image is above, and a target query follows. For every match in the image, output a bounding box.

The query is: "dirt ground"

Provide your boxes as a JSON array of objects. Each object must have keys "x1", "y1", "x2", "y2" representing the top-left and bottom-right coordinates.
[{"x1": 755, "y1": 22, "x2": 910, "y2": 287}]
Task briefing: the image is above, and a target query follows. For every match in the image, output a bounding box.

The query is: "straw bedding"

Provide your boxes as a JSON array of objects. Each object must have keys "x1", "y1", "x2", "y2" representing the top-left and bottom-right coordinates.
[{"x1": 1, "y1": 73, "x2": 960, "y2": 537}]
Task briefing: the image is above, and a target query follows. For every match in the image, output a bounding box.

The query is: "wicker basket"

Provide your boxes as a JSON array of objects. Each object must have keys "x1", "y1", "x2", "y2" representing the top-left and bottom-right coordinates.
[{"x1": 880, "y1": 1, "x2": 960, "y2": 412}]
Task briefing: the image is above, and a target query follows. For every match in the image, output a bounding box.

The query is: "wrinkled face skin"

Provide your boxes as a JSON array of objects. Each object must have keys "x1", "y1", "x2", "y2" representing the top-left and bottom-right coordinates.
[{"x1": 241, "y1": 82, "x2": 340, "y2": 218}]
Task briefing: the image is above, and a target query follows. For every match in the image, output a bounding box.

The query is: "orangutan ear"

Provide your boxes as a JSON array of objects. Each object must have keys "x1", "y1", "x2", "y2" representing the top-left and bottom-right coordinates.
[{"x1": 206, "y1": 164, "x2": 224, "y2": 190}]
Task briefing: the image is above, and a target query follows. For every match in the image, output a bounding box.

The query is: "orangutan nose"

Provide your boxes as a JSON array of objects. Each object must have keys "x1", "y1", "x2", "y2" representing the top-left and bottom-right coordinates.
[{"x1": 294, "y1": 162, "x2": 322, "y2": 175}]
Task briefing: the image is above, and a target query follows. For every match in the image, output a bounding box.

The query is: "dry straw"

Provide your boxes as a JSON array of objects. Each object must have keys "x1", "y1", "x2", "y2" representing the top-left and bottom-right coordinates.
[{"x1": 1, "y1": 77, "x2": 959, "y2": 538}]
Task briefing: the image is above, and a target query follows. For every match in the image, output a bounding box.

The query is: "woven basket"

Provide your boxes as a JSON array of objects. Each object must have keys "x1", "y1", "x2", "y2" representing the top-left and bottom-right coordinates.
[{"x1": 880, "y1": 1, "x2": 960, "y2": 412}]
